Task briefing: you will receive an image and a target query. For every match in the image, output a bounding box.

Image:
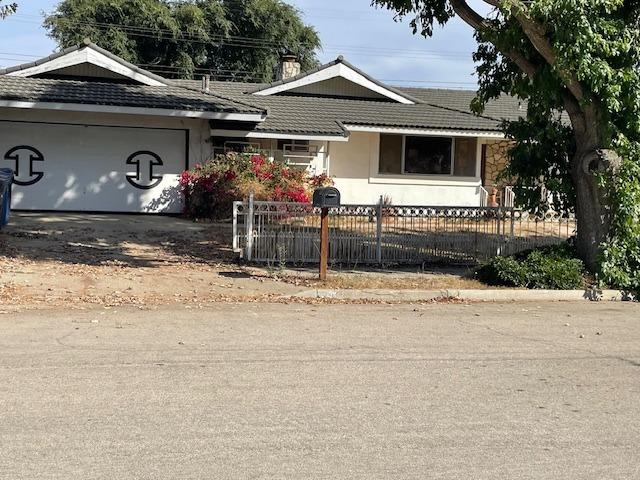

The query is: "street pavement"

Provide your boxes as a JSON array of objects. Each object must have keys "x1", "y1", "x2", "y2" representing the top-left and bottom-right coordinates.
[{"x1": 1, "y1": 302, "x2": 639, "y2": 479}]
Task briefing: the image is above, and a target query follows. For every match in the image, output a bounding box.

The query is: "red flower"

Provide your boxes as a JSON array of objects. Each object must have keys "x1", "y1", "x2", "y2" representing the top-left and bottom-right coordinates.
[
  {"x1": 285, "y1": 186, "x2": 310, "y2": 203},
  {"x1": 179, "y1": 171, "x2": 192, "y2": 186},
  {"x1": 251, "y1": 154, "x2": 266, "y2": 166}
]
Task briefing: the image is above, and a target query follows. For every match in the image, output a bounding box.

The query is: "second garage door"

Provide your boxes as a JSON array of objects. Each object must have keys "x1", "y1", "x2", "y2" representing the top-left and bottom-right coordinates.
[{"x1": 0, "y1": 121, "x2": 188, "y2": 213}]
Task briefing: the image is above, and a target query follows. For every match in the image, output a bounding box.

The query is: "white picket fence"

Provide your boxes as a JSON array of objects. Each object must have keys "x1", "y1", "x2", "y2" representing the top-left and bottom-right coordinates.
[{"x1": 232, "y1": 197, "x2": 576, "y2": 266}]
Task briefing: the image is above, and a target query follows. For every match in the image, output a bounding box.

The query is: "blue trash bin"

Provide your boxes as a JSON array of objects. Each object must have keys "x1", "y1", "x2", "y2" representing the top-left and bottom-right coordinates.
[{"x1": 0, "y1": 168, "x2": 14, "y2": 228}]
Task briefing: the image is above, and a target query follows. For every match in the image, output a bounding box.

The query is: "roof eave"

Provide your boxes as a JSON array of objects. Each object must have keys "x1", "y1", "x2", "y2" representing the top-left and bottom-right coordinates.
[
  {"x1": 0, "y1": 99, "x2": 267, "y2": 122},
  {"x1": 342, "y1": 124, "x2": 506, "y2": 139}
]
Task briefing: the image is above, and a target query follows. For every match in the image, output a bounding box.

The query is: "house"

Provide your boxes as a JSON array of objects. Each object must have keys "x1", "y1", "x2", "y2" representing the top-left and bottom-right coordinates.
[{"x1": 0, "y1": 42, "x2": 522, "y2": 213}]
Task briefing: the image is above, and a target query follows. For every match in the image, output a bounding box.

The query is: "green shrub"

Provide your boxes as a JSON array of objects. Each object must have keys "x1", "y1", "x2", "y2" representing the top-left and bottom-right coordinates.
[{"x1": 477, "y1": 243, "x2": 585, "y2": 290}]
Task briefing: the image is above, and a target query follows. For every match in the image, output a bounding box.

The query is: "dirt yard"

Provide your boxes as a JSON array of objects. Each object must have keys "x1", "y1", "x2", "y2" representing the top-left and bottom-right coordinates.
[
  {"x1": 0, "y1": 213, "x2": 485, "y2": 311},
  {"x1": 0, "y1": 213, "x2": 302, "y2": 310}
]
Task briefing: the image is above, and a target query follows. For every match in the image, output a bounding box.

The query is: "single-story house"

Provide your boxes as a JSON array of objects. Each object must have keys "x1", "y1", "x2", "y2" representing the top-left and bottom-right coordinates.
[{"x1": 0, "y1": 41, "x2": 522, "y2": 213}]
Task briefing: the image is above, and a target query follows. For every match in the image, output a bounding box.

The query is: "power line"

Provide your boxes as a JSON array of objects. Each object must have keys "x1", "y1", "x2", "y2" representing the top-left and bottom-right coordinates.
[
  {"x1": 0, "y1": 13, "x2": 478, "y2": 86},
  {"x1": 6, "y1": 14, "x2": 475, "y2": 61},
  {"x1": 0, "y1": 60, "x2": 476, "y2": 86}
]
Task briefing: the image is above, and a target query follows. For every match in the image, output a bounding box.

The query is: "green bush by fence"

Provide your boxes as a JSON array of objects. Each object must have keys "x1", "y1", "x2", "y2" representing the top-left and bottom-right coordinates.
[{"x1": 476, "y1": 243, "x2": 585, "y2": 289}]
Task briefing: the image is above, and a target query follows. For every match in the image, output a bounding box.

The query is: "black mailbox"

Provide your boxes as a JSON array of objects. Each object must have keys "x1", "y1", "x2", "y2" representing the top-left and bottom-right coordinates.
[{"x1": 313, "y1": 187, "x2": 341, "y2": 208}]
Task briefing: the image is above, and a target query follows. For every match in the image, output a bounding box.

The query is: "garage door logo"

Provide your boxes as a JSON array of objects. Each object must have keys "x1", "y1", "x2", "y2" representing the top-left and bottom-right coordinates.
[
  {"x1": 4, "y1": 145, "x2": 45, "y2": 186},
  {"x1": 126, "y1": 151, "x2": 163, "y2": 190}
]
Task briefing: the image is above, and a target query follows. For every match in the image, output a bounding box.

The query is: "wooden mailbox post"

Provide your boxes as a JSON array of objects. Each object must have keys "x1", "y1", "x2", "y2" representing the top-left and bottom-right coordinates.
[
  {"x1": 319, "y1": 207, "x2": 329, "y2": 281},
  {"x1": 312, "y1": 188, "x2": 341, "y2": 282}
]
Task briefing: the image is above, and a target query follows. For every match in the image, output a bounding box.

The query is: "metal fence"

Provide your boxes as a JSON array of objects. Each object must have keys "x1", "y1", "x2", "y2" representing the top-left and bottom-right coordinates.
[{"x1": 232, "y1": 197, "x2": 576, "y2": 266}]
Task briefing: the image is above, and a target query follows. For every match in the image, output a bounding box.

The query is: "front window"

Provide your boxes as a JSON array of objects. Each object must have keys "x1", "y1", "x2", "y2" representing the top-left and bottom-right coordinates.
[
  {"x1": 379, "y1": 134, "x2": 477, "y2": 177},
  {"x1": 404, "y1": 136, "x2": 452, "y2": 174}
]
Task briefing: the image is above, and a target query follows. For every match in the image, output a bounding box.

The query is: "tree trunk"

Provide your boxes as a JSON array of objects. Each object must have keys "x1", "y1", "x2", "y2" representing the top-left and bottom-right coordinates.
[{"x1": 571, "y1": 148, "x2": 609, "y2": 271}]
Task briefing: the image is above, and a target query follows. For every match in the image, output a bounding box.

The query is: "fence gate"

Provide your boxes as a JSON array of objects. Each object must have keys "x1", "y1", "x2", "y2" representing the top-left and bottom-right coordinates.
[{"x1": 232, "y1": 196, "x2": 575, "y2": 266}]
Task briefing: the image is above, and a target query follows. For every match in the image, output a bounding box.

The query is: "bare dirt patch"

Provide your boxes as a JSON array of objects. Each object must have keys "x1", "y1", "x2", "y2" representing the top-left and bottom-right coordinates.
[
  {"x1": 0, "y1": 213, "x2": 487, "y2": 311},
  {"x1": 0, "y1": 213, "x2": 301, "y2": 310}
]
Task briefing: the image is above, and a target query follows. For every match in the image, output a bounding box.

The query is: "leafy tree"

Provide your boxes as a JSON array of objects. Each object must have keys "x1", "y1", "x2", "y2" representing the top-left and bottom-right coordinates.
[
  {"x1": 206, "y1": 0, "x2": 320, "y2": 82},
  {"x1": 44, "y1": 0, "x2": 320, "y2": 81},
  {"x1": 0, "y1": 1, "x2": 16, "y2": 19},
  {"x1": 373, "y1": 0, "x2": 640, "y2": 290}
]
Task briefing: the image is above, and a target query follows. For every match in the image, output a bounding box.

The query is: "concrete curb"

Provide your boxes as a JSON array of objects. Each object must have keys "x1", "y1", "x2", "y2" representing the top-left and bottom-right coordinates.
[{"x1": 289, "y1": 288, "x2": 632, "y2": 302}]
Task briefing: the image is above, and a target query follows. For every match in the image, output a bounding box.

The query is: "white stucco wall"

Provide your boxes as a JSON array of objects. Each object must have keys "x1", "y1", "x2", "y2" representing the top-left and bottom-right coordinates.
[
  {"x1": 328, "y1": 131, "x2": 484, "y2": 206},
  {"x1": 0, "y1": 108, "x2": 212, "y2": 213}
]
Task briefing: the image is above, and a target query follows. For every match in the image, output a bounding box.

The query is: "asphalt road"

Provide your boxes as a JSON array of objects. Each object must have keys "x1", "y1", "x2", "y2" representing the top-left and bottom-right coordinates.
[{"x1": 1, "y1": 302, "x2": 640, "y2": 479}]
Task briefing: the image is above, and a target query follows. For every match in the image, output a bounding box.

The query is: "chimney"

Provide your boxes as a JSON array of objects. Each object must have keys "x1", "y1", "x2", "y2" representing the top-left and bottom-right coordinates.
[
  {"x1": 277, "y1": 52, "x2": 301, "y2": 81},
  {"x1": 201, "y1": 74, "x2": 210, "y2": 93}
]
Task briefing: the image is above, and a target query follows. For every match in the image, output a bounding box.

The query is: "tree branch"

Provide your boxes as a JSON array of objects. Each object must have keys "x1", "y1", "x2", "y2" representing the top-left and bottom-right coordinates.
[
  {"x1": 449, "y1": 0, "x2": 490, "y2": 30},
  {"x1": 508, "y1": 2, "x2": 585, "y2": 102},
  {"x1": 449, "y1": 0, "x2": 539, "y2": 79},
  {"x1": 457, "y1": 0, "x2": 586, "y2": 104},
  {"x1": 503, "y1": 48, "x2": 538, "y2": 77}
]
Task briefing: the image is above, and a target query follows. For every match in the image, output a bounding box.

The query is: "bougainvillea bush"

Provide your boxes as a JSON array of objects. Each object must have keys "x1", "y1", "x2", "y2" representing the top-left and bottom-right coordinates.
[{"x1": 179, "y1": 152, "x2": 333, "y2": 220}]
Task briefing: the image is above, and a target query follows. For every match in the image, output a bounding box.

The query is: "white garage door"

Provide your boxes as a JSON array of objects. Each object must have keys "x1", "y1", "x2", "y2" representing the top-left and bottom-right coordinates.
[{"x1": 0, "y1": 121, "x2": 188, "y2": 213}]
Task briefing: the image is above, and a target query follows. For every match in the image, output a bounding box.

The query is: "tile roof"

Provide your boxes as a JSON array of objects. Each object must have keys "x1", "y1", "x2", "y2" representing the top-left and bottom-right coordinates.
[
  {"x1": 0, "y1": 76, "x2": 265, "y2": 114},
  {"x1": 0, "y1": 42, "x2": 524, "y2": 133},
  {"x1": 193, "y1": 80, "x2": 525, "y2": 136}
]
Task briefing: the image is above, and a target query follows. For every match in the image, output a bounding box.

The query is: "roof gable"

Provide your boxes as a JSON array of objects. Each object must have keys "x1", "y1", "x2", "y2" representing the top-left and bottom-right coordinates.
[
  {"x1": 1, "y1": 42, "x2": 168, "y2": 87},
  {"x1": 251, "y1": 57, "x2": 419, "y2": 105}
]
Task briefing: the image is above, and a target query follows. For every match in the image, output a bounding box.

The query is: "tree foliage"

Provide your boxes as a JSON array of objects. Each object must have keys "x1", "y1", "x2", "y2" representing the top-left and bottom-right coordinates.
[
  {"x1": 0, "y1": 1, "x2": 16, "y2": 19},
  {"x1": 44, "y1": 0, "x2": 321, "y2": 81},
  {"x1": 373, "y1": 0, "x2": 640, "y2": 293}
]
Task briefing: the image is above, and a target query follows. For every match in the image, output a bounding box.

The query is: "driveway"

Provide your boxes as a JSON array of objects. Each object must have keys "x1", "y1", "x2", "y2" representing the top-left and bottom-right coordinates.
[
  {"x1": 0, "y1": 213, "x2": 301, "y2": 309},
  {"x1": 1, "y1": 302, "x2": 639, "y2": 479}
]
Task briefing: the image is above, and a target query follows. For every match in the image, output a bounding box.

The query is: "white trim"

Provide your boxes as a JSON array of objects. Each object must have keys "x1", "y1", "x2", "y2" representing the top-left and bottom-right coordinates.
[
  {"x1": 0, "y1": 100, "x2": 266, "y2": 122},
  {"x1": 254, "y1": 63, "x2": 415, "y2": 105},
  {"x1": 324, "y1": 140, "x2": 330, "y2": 174},
  {"x1": 368, "y1": 175, "x2": 482, "y2": 187},
  {"x1": 345, "y1": 124, "x2": 505, "y2": 139},
  {"x1": 6, "y1": 48, "x2": 167, "y2": 87},
  {"x1": 210, "y1": 128, "x2": 349, "y2": 142},
  {"x1": 475, "y1": 138, "x2": 484, "y2": 179}
]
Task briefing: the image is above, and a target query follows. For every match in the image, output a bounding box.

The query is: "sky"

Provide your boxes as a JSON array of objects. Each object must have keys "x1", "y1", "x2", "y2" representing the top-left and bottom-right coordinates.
[{"x1": 0, "y1": 0, "x2": 488, "y2": 89}]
